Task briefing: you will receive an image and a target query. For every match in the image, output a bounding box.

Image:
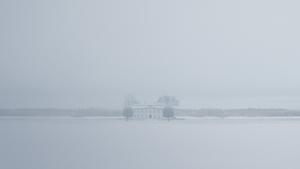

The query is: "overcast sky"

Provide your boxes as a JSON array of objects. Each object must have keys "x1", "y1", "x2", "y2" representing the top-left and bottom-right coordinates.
[{"x1": 1, "y1": 0, "x2": 300, "y2": 109}]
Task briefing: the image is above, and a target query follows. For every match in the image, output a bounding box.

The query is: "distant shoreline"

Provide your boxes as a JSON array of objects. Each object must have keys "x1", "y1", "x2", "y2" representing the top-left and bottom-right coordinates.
[{"x1": 1, "y1": 108, "x2": 300, "y2": 117}]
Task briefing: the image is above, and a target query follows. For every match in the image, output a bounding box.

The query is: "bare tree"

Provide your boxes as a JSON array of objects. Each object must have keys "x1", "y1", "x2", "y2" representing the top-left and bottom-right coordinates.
[
  {"x1": 157, "y1": 96, "x2": 179, "y2": 107},
  {"x1": 163, "y1": 107, "x2": 174, "y2": 121},
  {"x1": 123, "y1": 107, "x2": 133, "y2": 121},
  {"x1": 124, "y1": 95, "x2": 139, "y2": 107}
]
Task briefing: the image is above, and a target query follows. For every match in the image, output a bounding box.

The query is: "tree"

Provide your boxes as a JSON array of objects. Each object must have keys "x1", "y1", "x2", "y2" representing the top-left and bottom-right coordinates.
[
  {"x1": 157, "y1": 96, "x2": 179, "y2": 107},
  {"x1": 163, "y1": 107, "x2": 174, "y2": 121},
  {"x1": 123, "y1": 107, "x2": 133, "y2": 121},
  {"x1": 124, "y1": 95, "x2": 139, "y2": 106}
]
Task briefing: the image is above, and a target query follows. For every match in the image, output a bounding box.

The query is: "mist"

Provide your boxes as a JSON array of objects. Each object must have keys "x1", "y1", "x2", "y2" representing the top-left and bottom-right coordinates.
[{"x1": 1, "y1": 0, "x2": 300, "y2": 109}]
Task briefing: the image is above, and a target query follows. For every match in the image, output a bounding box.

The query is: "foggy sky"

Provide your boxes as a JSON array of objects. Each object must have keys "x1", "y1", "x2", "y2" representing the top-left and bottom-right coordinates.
[{"x1": 1, "y1": 0, "x2": 300, "y2": 109}]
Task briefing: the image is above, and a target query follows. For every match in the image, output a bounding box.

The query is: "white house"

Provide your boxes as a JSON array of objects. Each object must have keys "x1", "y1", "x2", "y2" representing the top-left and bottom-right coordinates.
[{"x1": 131, "y1": 104, "x2": 164, "y2": 119}]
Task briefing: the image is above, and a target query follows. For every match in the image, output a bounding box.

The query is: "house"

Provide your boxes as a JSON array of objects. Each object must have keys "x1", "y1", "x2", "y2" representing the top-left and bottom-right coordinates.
[
  {"x1": 131, "y1": 104, "x2": 164, "y2": 119},
  {"x1": 123, "y1": 95, "x2": 178, "y2": 120}
]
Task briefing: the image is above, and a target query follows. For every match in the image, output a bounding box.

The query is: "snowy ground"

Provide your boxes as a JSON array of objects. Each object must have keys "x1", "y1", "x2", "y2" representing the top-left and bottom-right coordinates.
[{"x1": 1, "y1": 117, "x2": 300, "y2": 169}]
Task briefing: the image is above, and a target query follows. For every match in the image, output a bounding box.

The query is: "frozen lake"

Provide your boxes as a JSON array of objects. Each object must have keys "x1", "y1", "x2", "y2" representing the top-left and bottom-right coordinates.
[{"x1": 1, "y1": 117, "x2": 300, "y2": 169}]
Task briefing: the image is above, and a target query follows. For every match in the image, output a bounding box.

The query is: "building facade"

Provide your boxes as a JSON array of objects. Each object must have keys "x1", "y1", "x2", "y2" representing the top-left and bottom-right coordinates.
[{"x1": 131, "y1": 104, "x2": 164, "y2": 119}]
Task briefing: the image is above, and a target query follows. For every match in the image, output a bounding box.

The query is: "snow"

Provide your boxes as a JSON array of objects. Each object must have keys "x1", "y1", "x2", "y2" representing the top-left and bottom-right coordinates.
[{"x1": 0, "y1": 118, "x2": 300, "y2": 169}]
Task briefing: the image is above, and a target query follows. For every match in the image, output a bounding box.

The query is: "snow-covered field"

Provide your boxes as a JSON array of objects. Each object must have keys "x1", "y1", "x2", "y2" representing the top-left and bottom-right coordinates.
[{"x1": 1, "y1": 118, "x2": 300, "y2": 169}]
